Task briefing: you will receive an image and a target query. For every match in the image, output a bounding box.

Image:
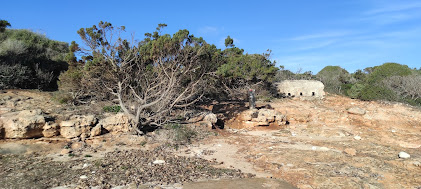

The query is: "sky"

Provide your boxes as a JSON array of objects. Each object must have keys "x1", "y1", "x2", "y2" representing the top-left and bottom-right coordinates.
[{"x1": 1, "y1": 0, "x2": 420, "y2": 73}]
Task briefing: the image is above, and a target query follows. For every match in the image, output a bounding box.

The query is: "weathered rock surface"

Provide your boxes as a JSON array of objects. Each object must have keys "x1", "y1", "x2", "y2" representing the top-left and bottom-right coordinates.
[
  {"x1": 398, "y1": 151, "x2": 410, "y2": 159},
  {"x1": 59, "y1": 115, "x2": 97, "y2": 139},
  {"x1": 97, "y1": 113, "x2": 130, "y2": 134},
  {"x1": 348, "y1": 107, "x2": 366, "y2": 115},
  {"x1": 237, "y1": 108, "x2": 285, "y2": 127},
  {"x1": 0, "y1": 109, "x2": 45, "y2": 139},
  {"x1": 90, "y1": 125, "x2": 102, "y2": 137},
  {"x1": 203, "y1": 113, "x2": 218, "y2": 128},
  {"x1": 42, "y1": 122, "x2": 59, "y2": 138},
  {"x1": 344, "y1": 148, "x2": 357, "y2": 156}
]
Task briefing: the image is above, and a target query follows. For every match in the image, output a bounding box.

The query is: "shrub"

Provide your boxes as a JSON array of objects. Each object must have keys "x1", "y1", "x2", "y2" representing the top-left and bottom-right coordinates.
[
  {"x1": 163, "y1": 123, "x2": 198, "y2": 144},
  {"x1": 316, "y1": 66, "x2": 351, "y2": 94},
  {"x1": 0, "y1": 29, "x2": 68, "y2": 90},
  {"x1": 358, "y1": 85, "x2": 396, "y2": 101},
  {"x1": 347, "y1": 83, "x2": 365, "y2": 99},
  {"x1": 365, "y1": 63, "x2": 413, "y2": 84},
  {"x1": 103, "y1": 105, "x2": 121, "y2": 113}
]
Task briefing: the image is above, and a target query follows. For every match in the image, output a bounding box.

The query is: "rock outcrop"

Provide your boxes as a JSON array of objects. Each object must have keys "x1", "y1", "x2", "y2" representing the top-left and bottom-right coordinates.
[
  {"x1": 0, "y1": 109, "x2": 45, "y2": 139},
  {"x1": 203, "y1": 113, "x2": 218, "y2": 128},
  {"x1": 97, "y1": 113, "x2": 130, "y2": 134},
  {"x1": 42, "y1": 122, "x2": 60, "y2": 138},
  {"x1": 237, "y1": 108, "x2": 285, "y2": 128},
  {"x1": 59, "y1": 115, "x2": 97, "y2": 139}
]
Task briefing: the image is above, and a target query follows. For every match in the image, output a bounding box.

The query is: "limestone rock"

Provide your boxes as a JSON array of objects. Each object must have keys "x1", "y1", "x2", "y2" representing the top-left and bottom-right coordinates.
[
  {"x1": 238, "y1": 108, "x2": 285, "y2": 127},
  {"x1": 0, "y1": 107, "x2": 13, "y2": 114},
  {"x1": 398, "y1": 151, "x2": 410, "y2": 159},
  {"x1": 153, "y1": 160, "x2": 165, "y2": 164},
  {"x1": 348, "y1": 107, "x2": 366, "y2": 115},
  {"x1": 59, "y1": 115, "x2": 97, "y2": 139},
  {"x1": 204, "y1": 113, "x2": 218, "y2": 124},
  {"x1": 344, "y1": 148, "x2": 357, "y2": 156},
  {"x1": 98, "y1": 113, "x2": 130, "y2": 134},
  {"x1": 238, "y1": 109, "x2": 258, "y2": 121},
  {"x1": 253, "y1": 109, "x2": 276, "y2": 123},
  {"x1": 42, "y1": 122, "x2": 59, "y2": 138},
  {"x1": 60, "y1": 149, "x2": 72, "y2": 155},
  {"x1": 203, "y1": 113, "x2": 218, "y2": 128},
  {"x1": 0, "y1": 109, "x2": 45, "y2": 139},
  {"x1": 90, "y1": 125, "x2": 102, "y2": 137}
]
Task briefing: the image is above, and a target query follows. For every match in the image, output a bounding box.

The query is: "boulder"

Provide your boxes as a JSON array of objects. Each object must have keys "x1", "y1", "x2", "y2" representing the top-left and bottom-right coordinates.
[
  {"x1": 348, "y1": 107, "x2": 366, "y2": 115},
  {"x1": 204, "y1": 113, "x2": 218, "y2": 124},
  {"x1": 90, "y1": 125, "x2": 102, "y2": 137},
  {"x1": 238, "y1": 109, "x2": 258, "y2": 121},
  {"x1": 252, "y1": 109, "x2": 277, "y2": 124},
  {"x1": 42, "y1": 122, "x2": 59, "y2": 138},
  {"x1": 0, "y1": 109, "x2": 45, "y2": 139},
  {"x1": 398, "y1": 151, "x2": 410, "y2": 159},
  {"x1": 344, "y1": 148, "x2": 357, "y2": 156},
  {"x1": 203, "y1": 113, "x2": 218, "y2": 128},
  {"x1": 98, "y1": 113, "x2": 130, "y2": 134},
  {"x1": 237, "y1": 108, "x2": 285, "y2": 127},
  {"x1": 59, "y1": 115, "x2": 97, "y2": 139}
]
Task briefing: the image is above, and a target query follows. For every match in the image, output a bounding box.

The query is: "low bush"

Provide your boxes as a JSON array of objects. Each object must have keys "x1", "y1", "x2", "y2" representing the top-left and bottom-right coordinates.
[
  {"x1": 358, "y1": 85, "x2": 396, "y2": 101},
  {"x1": 103, "y1": 105, "x2": 121, "y2": 113}
]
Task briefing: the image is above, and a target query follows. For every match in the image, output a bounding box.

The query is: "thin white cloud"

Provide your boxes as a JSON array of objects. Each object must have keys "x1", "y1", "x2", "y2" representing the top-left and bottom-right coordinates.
[
  {"x1": 198, "y1": 26, "x2": 219, "y2": 35},
  {"x1": 360, "y1": 12, "x2": 420, "y2": 25},
  {"x1": 290, "y1": 31, "x2": 354, "y2": 41},
  {"x1": 359, "y1": 2, "x2": 421, "y2": 25},
  {"x1": 293, "y1": 40, "x2": 336, "y2": 51},
  {"x1": 365, "y1": 2, "x2": 421, "y2": 15}
]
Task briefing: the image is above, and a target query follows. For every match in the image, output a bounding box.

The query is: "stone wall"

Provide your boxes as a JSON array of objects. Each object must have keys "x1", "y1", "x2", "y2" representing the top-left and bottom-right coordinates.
[{"x1": 275, "y1": 80, "x2": 325, "y2": 98}]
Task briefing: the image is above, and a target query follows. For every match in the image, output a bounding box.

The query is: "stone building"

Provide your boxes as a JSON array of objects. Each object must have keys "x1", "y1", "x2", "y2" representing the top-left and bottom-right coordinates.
[{"x1": 275, "y1": 80, "x2": 325, "y2": 98}]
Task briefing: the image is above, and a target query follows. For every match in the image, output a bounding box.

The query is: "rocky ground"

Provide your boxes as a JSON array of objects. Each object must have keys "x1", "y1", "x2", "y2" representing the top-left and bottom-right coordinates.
[
  {"x1": 1, "y1": 90, "x2": 421, "y2": 188},
  {"x1": 181, "y1": 95, "x2": 421, "y2": 188}
]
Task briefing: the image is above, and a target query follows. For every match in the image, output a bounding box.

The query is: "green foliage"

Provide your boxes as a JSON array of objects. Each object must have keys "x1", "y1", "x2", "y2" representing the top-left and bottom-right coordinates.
[
  {"x1": 0, "y1": 29, "x2": 68, "y2": 90},
  {"x1": 0, "y1": 19, "x2": 11, "y2": 33},
  {"x1": 103, "y1": 105, "x2": 121, "y2": 113},
  {"x1": 316, "y1": 66, "x2": 351, "y2": 94},
  {"x1": 352, "y1": 69, "x2": 366, "y2": 81},
  {"x1": 341, "y1": 83, "x2": 353, "y2": 96},
  {"x1": 164, "y1": 123, "x2": 197, "y2": 144},
  {"x1": 365, "y1": 63, "x2": 413, "y2": 84},
  {"x1": 358, "y1": 85, "x2": 396, "y2": 101},
  {"x1": 218, "y1": 54, "x2": 278, "y2": 82},
  {"x1": 224, "y1": 36, "x2": 234, "y2": 48},
  {"x1": 347, "y1": 83, "x2": 365, "y2": 99}
]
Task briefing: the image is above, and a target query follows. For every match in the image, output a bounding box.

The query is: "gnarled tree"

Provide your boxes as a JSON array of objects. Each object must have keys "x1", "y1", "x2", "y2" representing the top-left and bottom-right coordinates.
[{"x1": 77, "y1": 22, "x2": 214, "y2": 133}]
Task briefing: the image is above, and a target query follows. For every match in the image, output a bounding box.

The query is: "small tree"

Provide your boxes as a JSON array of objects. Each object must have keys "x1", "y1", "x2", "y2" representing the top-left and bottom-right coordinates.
[
  {"x1": 77, "y1": 22, "x2": 213, "y2": 133},
  {"x1": 0, "y1": 19, "x2": 11, "y2": 33},
  {"x1": 383, "y1": 75, "x2": 421, "y2": 102},
  {"x1": 316, "y1": 66, "x2": 351, "y2": 94}
]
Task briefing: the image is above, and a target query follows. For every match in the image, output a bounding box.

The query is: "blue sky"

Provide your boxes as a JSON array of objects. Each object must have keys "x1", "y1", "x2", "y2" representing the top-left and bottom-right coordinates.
[{"x1": 1, "y1": 0, "x2": 420, "y2": 73}]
